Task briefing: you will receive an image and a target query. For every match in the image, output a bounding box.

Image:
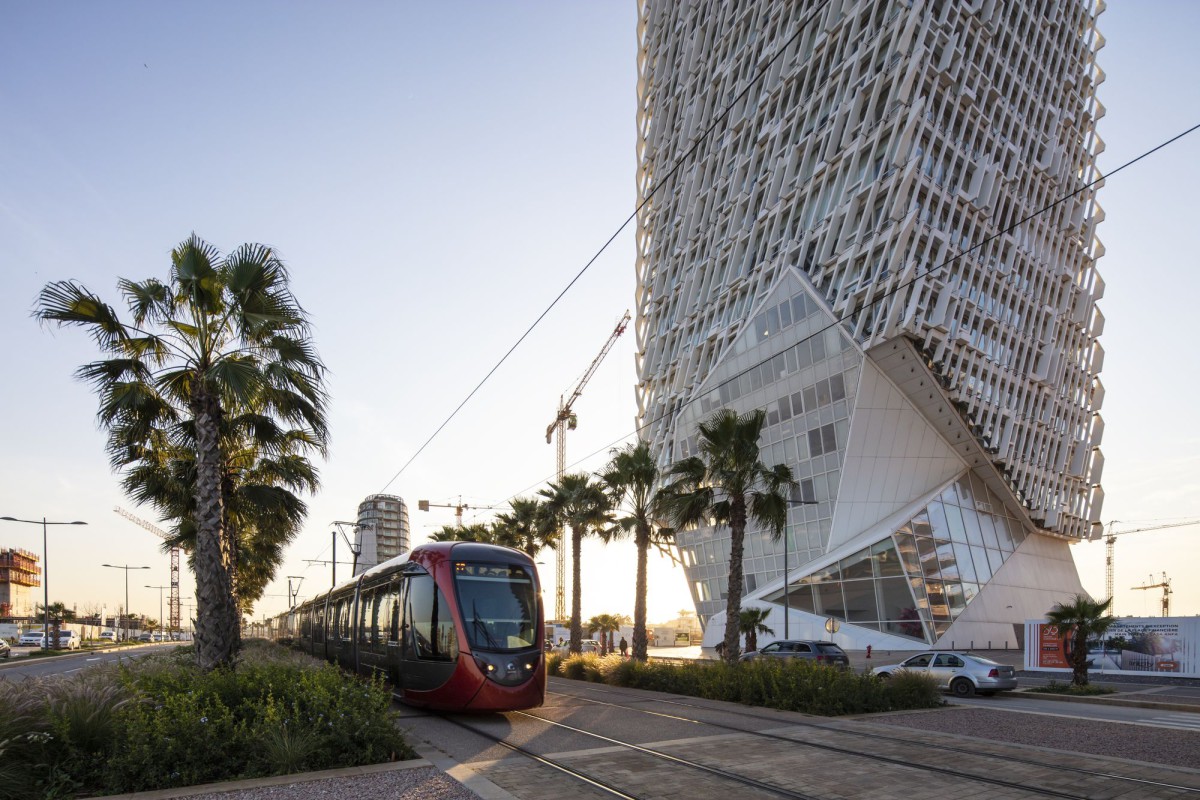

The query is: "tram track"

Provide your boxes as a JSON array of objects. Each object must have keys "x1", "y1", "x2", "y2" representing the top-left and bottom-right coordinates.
[
  {"x1": 398, "y1": 686, "x2": 1195, "y2": 799},
  {"x1": 545, "y1": 681, "x2": 1200, "y2": 797}
]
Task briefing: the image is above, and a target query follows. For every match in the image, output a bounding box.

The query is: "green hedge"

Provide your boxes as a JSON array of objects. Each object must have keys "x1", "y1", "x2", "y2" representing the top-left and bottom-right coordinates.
[
  {"x1": 553, "y1": 653, "x2": 942, "y2": 715},
  {"x1": 0, "y1": 641, "x2": 412, "y2": 799}
]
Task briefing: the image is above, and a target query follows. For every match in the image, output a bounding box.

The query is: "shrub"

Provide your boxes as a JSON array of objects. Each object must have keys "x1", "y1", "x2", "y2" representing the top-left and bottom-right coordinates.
[
  {"x1": 546, "y1": 652, "x2": 564, "y2": 676},
  {"x1": 1026, "y1": 680, "x2": 1115, "y2": 696}
]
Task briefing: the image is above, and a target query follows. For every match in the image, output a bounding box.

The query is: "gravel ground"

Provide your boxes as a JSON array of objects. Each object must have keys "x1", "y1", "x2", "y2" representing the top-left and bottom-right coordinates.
[
  {"x1": 182, "y1": 766, "x2": 479, "y2": 800},
  {"x1": 875, "y1": 707, "x2": 1200, "y2": 769}
]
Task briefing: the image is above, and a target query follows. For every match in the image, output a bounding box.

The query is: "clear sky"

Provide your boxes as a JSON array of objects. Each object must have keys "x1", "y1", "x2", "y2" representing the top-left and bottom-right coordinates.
[{"x1": 1, "y1": 2, "x2": 1197, "y2": 630}]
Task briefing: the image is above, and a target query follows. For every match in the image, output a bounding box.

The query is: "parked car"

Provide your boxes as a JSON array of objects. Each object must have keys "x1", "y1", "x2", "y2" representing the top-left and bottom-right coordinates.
[
  {"x1": 739, "y1": 640, "x2": 850, "y2": 668},
  {"x1": 0, "y1": 639, "x2": 10, "y2": 658},
  {"x1": 99, "y1": 630, "x2": 116, "y2": 642},
  {"x1": 18, "y1": 631, "x2": 45, "y2": 647},
  {"x1": 54, "y1": 631, "x2": 81, "y2": 650},
  {"x1": 137, "y1": 632, "x2": 154, "y2": 642},
  {"x1": 551, "y1": 638, "x2": 602, "y2": 655},
  {"x1": 871, "y1": 651, "x2": 1018, "y2": 696}
]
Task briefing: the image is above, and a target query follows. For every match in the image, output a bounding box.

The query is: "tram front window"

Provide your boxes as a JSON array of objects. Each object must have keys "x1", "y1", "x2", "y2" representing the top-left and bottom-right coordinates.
[{"x1": 455, "y1": 563, "x2": 537, "y2": 652}]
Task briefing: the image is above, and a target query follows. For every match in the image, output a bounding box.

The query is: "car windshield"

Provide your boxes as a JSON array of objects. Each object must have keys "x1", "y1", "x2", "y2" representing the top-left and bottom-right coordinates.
[{"x1": 454, "y1": 562, "x2": 538, "y2": 652}]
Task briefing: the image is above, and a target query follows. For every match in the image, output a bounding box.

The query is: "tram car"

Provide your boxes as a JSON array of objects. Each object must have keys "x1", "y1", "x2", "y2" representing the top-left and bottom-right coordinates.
[{"x1": 275, "y1": 541, "x2": 545, "y2": 712}]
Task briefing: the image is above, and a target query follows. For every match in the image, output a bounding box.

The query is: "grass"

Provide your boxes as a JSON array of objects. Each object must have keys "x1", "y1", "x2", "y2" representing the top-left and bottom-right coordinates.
[{"x1": 551, "y1": 652, "x2": 944, "y2": 715}]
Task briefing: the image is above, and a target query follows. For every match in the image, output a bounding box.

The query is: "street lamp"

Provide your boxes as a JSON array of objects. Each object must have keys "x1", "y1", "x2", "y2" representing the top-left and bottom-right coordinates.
[
  {"x1": 1, "y1": 516, "x2": 88, "y2": 650},
  {"x1": 146, "y1": 584, "x2": 169, "y2": 640},
  {"x1": 102, "y1": 563, "x2": 150, "y2": 640},
  {"x1": 782, "y1": 493, "x2": 820, "y2": 640}
]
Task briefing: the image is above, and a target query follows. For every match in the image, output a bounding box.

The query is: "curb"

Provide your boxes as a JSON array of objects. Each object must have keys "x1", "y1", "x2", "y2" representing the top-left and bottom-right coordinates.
[
  {"x1": 82, "y1": 757, "x2": 433, "y2": 800},
  {"x1": 1016, "y1": 690, "x2": 1200, "y2": 714}
]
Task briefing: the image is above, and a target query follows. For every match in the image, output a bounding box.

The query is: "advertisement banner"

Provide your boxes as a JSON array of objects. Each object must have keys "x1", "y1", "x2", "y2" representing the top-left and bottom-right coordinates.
[{"x1": 1025, "y1": 617, "x2": 1200, "y2": 678}]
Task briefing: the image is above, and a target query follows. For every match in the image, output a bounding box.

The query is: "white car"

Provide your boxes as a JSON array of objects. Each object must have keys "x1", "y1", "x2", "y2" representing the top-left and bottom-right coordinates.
[
  {"x1": 55, "y1": 631, "x2": 81, "y2": 650},
  {"x1": 99, "y1": 630, "x2": 116, "y2": 642},
  {"x1": 871, "y1": 651, "x2": 1018, "y2": 696},
  {"x1": 18, "y1": 631, "x2": 46, "y2": 647}
]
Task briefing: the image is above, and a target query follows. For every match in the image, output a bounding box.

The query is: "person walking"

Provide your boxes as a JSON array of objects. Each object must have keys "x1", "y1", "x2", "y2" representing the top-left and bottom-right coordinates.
[{"x1": 619, "y1": 636, "x2": 628, "y2": 658}]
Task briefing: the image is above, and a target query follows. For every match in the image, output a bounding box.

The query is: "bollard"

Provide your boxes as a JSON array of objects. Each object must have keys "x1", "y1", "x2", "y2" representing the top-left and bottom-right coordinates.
[{"x1": 988, "y1": 640, "x2": 992, "y2": 649}]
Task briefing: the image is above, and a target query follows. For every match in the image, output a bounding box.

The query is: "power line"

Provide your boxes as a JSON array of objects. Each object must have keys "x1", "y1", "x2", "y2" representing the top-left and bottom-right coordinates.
[
  {"x1": 489, "y1": 121, "x2": 1200, "y2": 507},
  {"x1": 376, "y1": 0, "x2": 835, "y2": 494}
]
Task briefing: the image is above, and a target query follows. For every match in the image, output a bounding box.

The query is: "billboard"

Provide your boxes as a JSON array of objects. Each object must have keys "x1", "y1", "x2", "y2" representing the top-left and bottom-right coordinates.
[{"x1": 1025, "y1": 617, "x2": 1200, "y2": 678}]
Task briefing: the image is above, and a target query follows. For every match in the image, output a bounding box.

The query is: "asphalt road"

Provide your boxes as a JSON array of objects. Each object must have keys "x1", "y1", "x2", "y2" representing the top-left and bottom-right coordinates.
[
  {"x1": 950, "y1": 689, "x2": 1200, "y2": 731},
  {"x1": 0, "y1": 643, "x2": 176, "y2": 680}
]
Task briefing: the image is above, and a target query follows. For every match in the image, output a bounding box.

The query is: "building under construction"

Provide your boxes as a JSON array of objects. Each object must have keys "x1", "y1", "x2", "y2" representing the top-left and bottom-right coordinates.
[{"x1": 0, "y1": 548, "x2": 40, "y2": 618}]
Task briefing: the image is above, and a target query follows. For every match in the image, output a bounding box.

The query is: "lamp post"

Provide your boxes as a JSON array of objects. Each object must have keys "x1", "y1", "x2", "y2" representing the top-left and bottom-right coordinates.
[
  {"x1": 783, "y1": 494, "x2": 820, "y2": 640},
  {"x1": 1, "y1": 516, "x2": 88, "y2": 650},
  {"x1": 146, "y1": 584, "x2": 169, "y2": 640},
  {"x1": 102, "y1": 563, "x2": 150, "y2": 641}
]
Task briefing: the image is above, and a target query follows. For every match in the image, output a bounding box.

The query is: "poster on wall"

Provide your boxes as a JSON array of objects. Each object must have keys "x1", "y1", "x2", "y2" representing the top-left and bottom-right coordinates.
[{"x1": 1025, "y1": 617, "x2": 1200, "y2": 678}]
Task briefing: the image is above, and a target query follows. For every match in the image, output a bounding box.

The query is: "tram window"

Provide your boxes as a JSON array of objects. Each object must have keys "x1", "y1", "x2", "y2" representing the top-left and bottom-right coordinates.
[
  {"x1": 454, "y1": 562, "x2": 538, "y2": 652},
  {"x1": 408, "y1": 575, "x2": 458, "y2": 661},
  {"x1": 388, "y1": 590, "x2": 402, "y2": 642}
]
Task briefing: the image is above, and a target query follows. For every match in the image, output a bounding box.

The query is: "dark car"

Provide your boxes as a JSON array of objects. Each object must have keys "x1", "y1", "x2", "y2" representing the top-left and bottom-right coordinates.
[{"x1": 739, "y1": 640, "x2": 850, "y2": 667}]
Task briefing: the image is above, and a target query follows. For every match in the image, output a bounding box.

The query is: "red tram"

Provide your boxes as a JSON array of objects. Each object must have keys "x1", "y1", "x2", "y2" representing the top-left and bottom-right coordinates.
[{"x1": 272, "y1": 541, "x2": 545, "y2": 712}]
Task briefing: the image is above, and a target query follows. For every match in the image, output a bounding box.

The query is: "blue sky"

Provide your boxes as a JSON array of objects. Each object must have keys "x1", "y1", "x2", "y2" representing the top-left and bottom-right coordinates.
[{"x1": 1, "y1": 2, "x2": 1197, "y2": 627}]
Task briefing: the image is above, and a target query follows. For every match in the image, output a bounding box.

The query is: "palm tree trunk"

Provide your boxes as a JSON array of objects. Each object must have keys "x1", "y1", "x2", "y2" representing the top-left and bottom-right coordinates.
[
  {"x1": 1072, "y1": 627, "x2": 1090, "y2": 686},
  {"x1": 633, "y1": 524, "x2": 649, "y2": 661},
  {"x1": 570, "y1": 524, "x2": 583, "y2": 654},
  {"x1": 192, "y1": 392, "x2": 237, "y2": 670},
  {"x1": 722, "y1": 499, "x2": 748, "y2": 665}
]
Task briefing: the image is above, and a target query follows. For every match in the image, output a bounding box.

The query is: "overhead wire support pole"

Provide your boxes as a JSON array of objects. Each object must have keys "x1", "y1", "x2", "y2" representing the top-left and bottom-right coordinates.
[{"x1": 545, "y1": 311, "x2": 630, "y2": 622}]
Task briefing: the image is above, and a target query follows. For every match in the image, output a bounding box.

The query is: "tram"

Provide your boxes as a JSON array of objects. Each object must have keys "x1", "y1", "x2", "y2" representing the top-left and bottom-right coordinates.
[{"x1": 270, "y1": 541, "x2": 545, "y2": 712}]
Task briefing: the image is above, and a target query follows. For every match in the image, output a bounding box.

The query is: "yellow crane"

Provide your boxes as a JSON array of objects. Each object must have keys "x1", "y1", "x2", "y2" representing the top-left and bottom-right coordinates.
[
  {"x1": 418, "y1": 498, "x2": 499, "y2": 528},
  {"x1": 1101, "y1": 519, "x2": 1197, "y2": 614},
  {"x1": 113, "y1": 507, "x2": 180, "y2": 632},
  {"x1": 1132, "y1": 572, "x2": 1172, "y2": 617},
  {"x1": 545, "y1": 310, "x2": 630, "y2": 621}
]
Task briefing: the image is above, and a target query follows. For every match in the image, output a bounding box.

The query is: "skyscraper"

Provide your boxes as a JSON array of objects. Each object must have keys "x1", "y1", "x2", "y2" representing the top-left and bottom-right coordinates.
[
  {"x1": 636, "y1": 1, "x2": 1106, "y2": 649},
  {"x1": 354, "y1": 494, "x2": 410, "y2": 574}
]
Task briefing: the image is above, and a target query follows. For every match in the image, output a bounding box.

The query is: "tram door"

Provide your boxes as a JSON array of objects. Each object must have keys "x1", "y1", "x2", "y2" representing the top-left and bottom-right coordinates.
[
  {"x1": 402, "y1": 574, "x2": 459, "y2": 691},
  {"x1": 386, "y1": 577, "x2": 407, "y2": 689}
]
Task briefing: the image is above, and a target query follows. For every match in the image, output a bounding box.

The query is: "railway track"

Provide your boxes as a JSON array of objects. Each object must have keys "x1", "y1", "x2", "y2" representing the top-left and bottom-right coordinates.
[
  {"x1": 399, "y1": 684, "x2": 1200, "y2": 799},
  {"x1": 548, "y1": 681, "x2": 1200, "y2": 797}
]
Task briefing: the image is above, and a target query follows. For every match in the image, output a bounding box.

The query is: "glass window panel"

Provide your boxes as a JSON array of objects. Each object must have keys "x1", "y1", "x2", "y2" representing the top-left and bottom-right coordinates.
[
  {"x1": 911, "y1": 510, "x2": 933, "y2": 539},
  {"x1": 816, "y1": 378, "x2": 833, "y2": 406},
  {"x1": 955, "y1": 477, "x2": 975, "y2": 508},
  {"x1": 803, "y1": 386, "x2": 818, "y2": 413},
  {"x1": 961, "y1": 507, "x2": 984, "y2": 545},
  {"x1": 970, "y1": 473, "x2": 991, "y2": 509},
  {"x1": 822, "y1": 423, "x2": 837, "y2": 453},
  {"x1": 877, "y1": 576, "x2": 917, "y2": 621},
  {"x1": 791, "y1": 390, "x2": 805, "y2": 416},
  {"x1": 986, "y1": 547, "x2": 1005, "y2": 575},
  {"x1": 787, "y1": 583, "x2": 817, "y2": 614},
  {"x1": 894, "y1": 533, "x2": 921, "y2": 576},
  {"x1": 765, "y1": 307, "x2": 780, "y2": 337},
  {"x1": 792, "y1": 294, "x2": 809, "y2": 321},
  {"x1": 811, "y1": 333, "x2": 827, "y2": 361},
  {"x1": 925, "y1": 580, "x2": 951, "y2": 620},
  {"x1": 779, "y1": 300, "x2": 793, "y2": 328},
  {"x1": 960, "y1": 582, "x2": 980, "y2": 604},
  {"x1": 945, "y1": 582, "x2": 968, "y2": 618},
  {"x1": 796, "y1": 341, "x2": 813, "y2": 369},
  {"x1": 909, "y1": 576, "x2": 930, "y2": 610},
  {"x1": 770, "y1": 353, "x2": 786, "y2": 381},
  {"x1": 883, "y1": 618, "x2": 928, "y2": 642},
  {"x1": 754, "y1": 314, "x2": 768, "y2": 340},
  {"x1": 991, "y1": 514, "x2": 1015, "y2": 552},
  {"x1": 926, "y1": 502, "x2": 951, "y2": 542},
  {"x1": 842, "y1": 581, "x2": 877, "y2": 621},
  {"x1": 916, "y1": 536, "x2": 940, "y2": 577},
  {"x1": 785, "y1": 348, "x2": 798, "y2": 374},
  {"x1": 778, "y1": 394, "x2": 792, "y2": 420},
  {"x1": 943, "y1": 503, "x2": 967, "y2": 542},
  {"x1": 970, "y1": 545, "x2": 992, "y2": 582},
  {"x1": 933, "y1": 620, "x2": 953, "y2": 639},
  {"x1": 814, "y1": 581, "x2": 846, "y2": 617},
  {"x1": 936, "y1": 540, "x2": 959, "y2": 580},
  {"x1": 840, "y1": 548, "x2": 874, "y2": 580},
  {"x1": 952, "y1": 542, "x2": 978, "y2": 583},
  {"x1": 977, "y1": 512, "x2": 1001, "y2": 549},
  {"x1": 829, "y1": 373, "x2": 846, "y2": 401},
  {"x1": 807, "y1": 427, "x2": 824, "y2": 456},
  {"x1": 1009, "y1": 517, "x2": 1026, "y2": 545},
  {"x1": 749, "y1": 367, "x2": 763, "y2": 391},
  {"x1": 872, "y1": 538, "x2": 904, "y2": 577}
]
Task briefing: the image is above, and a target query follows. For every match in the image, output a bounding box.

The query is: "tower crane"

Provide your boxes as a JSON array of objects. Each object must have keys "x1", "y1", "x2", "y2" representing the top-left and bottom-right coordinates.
[
  {"x1": 545, "y1": 310, "x2": 630, "y2": 621},
  {"x1": 418, "y1": 498, "x2": 499, "y2": 528},
  {"x1": 1099, "y1": 519, "x2": 1197, "y2": 614},
  {"x1": 113, "y1": 507, "x2": 180, "y2": 631},
  {"x1": 1131, "y1": 572, "x2": 1172, "y2": 617}
]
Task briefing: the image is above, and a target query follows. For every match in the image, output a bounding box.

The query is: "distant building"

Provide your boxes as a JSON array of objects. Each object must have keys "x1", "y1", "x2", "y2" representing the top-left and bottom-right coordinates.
[
  {"x1": 354, "y1": 494, "x2": 410, "y2": 574},
  {"x1": 0, "y1": 548, "x2": 40, "y2": 617},
  {"x1": 636, "y1": 1, "x2": 1107, "y2": 650}
]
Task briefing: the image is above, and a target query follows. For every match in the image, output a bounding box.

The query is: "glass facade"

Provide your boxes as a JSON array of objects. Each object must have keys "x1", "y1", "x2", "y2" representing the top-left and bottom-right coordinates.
[{"x1": 763, "y1": 473, "x2": 1027, "y2": 643}]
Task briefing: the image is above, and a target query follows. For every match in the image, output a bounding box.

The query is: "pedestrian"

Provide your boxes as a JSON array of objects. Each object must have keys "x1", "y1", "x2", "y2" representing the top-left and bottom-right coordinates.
[{"x1": 619, "y1": 636, "x2": 628, "y2": 658}]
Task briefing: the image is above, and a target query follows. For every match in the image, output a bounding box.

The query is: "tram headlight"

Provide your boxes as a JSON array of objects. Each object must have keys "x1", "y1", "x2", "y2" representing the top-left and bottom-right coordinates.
[{"x1": 472, "y1": 651, "x2": 539, "y2": 686}]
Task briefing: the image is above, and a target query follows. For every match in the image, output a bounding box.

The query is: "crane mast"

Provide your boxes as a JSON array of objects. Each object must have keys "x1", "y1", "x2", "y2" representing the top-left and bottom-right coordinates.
[
  {"x1": 113, "y1": 507, "x2": 180, "y2": 631},
  {"x1": 1101, "y1": 519, "x2": 1197, "y2": 614},
  {"x1": 546, "y1": 311, "x2": 630, "y2": 621},
  {"x1": 1131, "y1": 572, "x2": 1172, "y2": 617}
]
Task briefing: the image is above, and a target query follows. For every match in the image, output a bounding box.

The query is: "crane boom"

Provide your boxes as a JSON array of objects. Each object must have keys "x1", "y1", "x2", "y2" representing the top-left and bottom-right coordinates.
[
  {"x1": 114, "y1": 507, "x2": 181, "y2": 631},
  {"x1": 1102, "y1": 519, "x2": 1197, "y2": 613},
  {"x1": 1131, "y1": 571, "x2": 1172, "y2": 617},
  {"x1": 546, "y1": 311, "x2": 630, "y2": 621}
]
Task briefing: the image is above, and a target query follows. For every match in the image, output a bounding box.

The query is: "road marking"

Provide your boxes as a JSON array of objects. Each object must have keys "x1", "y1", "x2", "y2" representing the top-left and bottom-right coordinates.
[
  {"x1": 65, "y1": 668, "x2": 82, "y2": 673},
  {"x1": 86, "y1": 657, "x2": 101, "y2": 662},
  {"x1": 1144, "y1": 714, "x2": 1200, "y2": 731}
]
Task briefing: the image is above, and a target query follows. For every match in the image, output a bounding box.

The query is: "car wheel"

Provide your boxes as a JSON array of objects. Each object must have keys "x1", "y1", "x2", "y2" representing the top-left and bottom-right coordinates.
[
  {"x1": 876, "y1": 672, "x2": 890, "y2": 680},
  {"x1": 950, "y1": 678, "x2": 975, "y2": 697}
]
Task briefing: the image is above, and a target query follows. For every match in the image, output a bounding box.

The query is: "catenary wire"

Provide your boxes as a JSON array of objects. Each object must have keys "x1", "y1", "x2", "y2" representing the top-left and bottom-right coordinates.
[
  {"x1": 489, "y1": 121, "x2": 1200, "y2": 508},
  {"x1": 375, "y1": 0, "x2": 834, "y2": 495}
]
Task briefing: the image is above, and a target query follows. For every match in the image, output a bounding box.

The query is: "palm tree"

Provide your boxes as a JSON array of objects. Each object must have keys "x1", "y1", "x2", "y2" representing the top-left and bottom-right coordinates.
[
  {"x1": 600, "y1": 441, "x2": 673, "y2": 661},
  {"x1": 494, "y1": 497, "x2": 559, "y2": 558},
  {"x1": 738, "y1": 607, "x2": 774, "y2": 654},
  {"x1": 540, "y1": 473, "x2": 613, "y2": 653},
  {"x1": 662, "y1": 409, "x2": 796, "y2": 664},
  {"x1": 428, "y1": 523, "x2": 498, "y2": 544},
  {"x1": 36, "y1": 235, "x2": 329, "y2": 670},
  {"x1": 1045, "y1": 594, "x2": 1116, "y2": 687}
]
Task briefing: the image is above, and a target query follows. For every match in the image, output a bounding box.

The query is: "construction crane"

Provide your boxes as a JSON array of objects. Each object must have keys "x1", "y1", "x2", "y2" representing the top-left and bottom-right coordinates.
[
  {"x1": 545, "y1": 310, "x2": 631, "y2": 621},
  {"x1": 1100, "y1": 519, "x2": 1197, "y2": 613},
  {"x1": 418, "y1": 498, "x2": 498, "y2": 528},
  {"x1": 113, "y1": 507, "x2": 180, "y2": 632},
  {"x1": 1132, "y1": 572, "x2": 1172, "y2": 617}
]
